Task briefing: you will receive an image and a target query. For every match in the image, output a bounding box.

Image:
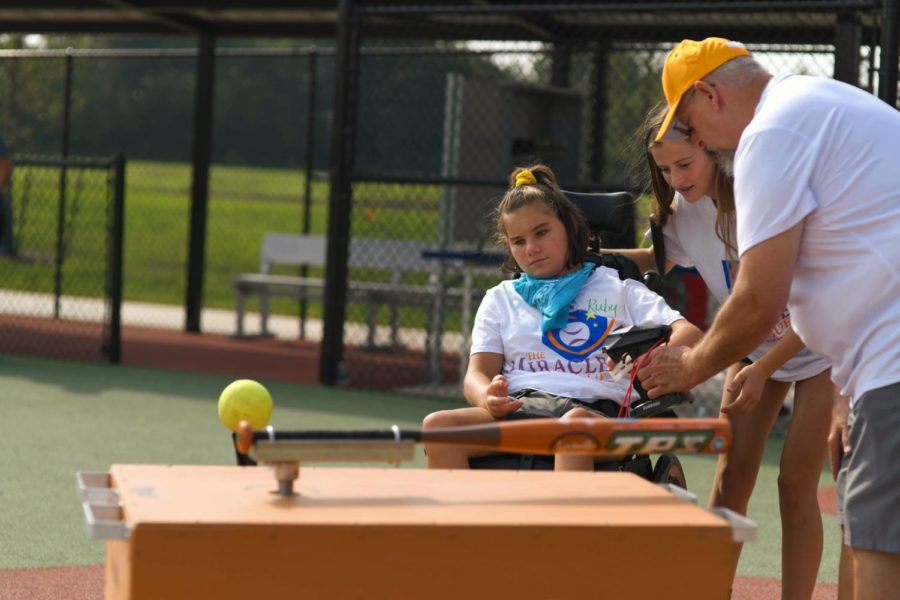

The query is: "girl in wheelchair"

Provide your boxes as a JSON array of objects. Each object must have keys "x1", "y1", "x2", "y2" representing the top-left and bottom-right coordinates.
[
  {"x1": 422, "y1": 164, "x2": 702, "y2": 471},
  {"x1": 614, "y1": 106, "x2": 833, "y2": 599}
]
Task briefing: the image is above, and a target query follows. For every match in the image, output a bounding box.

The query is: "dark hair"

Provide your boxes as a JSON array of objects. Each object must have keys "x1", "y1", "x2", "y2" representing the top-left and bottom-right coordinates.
[
  {"x1": 642, "y1": 105, "x2": 738, "y2": 259},
  {"x1": 494, "y1": 164, "x2": 590, "y2": 275}
]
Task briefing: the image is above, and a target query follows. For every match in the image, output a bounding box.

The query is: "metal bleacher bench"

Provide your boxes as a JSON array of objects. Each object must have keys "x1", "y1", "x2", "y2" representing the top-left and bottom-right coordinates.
[{"x1": 231, "y1": 233, "x2": 498, "y2": 349}]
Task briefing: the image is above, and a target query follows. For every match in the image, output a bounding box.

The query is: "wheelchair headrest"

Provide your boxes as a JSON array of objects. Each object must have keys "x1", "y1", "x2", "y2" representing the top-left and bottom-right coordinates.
[{"x1": 562, "y1": 190, "x2": 635, "y2": 249}]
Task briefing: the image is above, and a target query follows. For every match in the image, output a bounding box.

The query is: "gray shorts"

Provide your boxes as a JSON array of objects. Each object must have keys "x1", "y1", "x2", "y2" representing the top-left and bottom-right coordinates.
[
  {"x1": 836, "y1": 382, "x2": 900, "y2": 553},
  {"x1": 507, "y1": 388, "x2": 620, "y2": 420}
]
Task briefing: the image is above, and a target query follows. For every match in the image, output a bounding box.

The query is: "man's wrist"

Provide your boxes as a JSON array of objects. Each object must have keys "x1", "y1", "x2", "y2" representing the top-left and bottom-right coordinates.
[{"x1": 681, "y1": 348, "x2": 705, "y2": 390}]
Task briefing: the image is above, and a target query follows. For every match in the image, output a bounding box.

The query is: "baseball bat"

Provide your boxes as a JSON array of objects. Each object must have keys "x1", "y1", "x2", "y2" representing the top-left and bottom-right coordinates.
[{"x1": 236, "y1": 417, "x2": 730, "y2": 457}]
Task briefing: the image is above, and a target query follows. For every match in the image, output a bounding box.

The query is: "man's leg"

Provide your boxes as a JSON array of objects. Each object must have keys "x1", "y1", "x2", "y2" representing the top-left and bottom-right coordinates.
[
  {"x1": 837, "y1": 540, "x2": 853, "y2": 600},
  {"x1": 839, "y1": 383, "x2": 900, "y2": 599},
  {"x1": 852, "y1": 548, "x2": 900, "y2": 600}
]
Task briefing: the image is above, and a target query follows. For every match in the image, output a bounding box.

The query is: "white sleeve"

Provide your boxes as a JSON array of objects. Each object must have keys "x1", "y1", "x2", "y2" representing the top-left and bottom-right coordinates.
[
  {"x1": 661, "y1": 221, "x2": 693, "y2": 268},
  {"x1": 621, "y1": 279, "x2": 684, "y2": 326},
  {"x1": 469, "y1": 285, "x2": 505, "y2": 356},
  {"x1": 735, "y1": 128, "x2": 817, "y2": 256}
]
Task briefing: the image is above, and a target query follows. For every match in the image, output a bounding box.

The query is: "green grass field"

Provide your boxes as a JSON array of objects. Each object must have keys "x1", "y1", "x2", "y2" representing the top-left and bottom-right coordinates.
[
  {"x1": 0, "y1": 354, "x2": 841, "y2": 582},
  {"x1": 8, "y1": 159, "x2": 655, "y2": 333},
  {"x1": 10, "y1": 160, "x2": 652, "y2": 309},
  {"x1": 8, "y1": 160, "x2": 453, "y2": 327}
]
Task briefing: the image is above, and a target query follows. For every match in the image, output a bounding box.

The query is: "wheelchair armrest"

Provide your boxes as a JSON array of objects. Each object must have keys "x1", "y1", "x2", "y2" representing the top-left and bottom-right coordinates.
[
  {"x1": 642, "y1": 270, "x2": 664, "y2": 293},
  {"x1": 629, "y1": 391, "x2": 694, "y2": 419},
  {"x1": 603, "y1": 325, "x2": 698, "y2": 418},
  {"x1": 602, "y1": 324, "x2": 672, "y2": 364}
]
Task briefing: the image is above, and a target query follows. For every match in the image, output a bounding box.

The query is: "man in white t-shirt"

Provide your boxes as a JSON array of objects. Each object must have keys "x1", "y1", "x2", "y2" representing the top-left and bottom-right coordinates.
[{"x1": 640, "y1": 37, "x2": 900, "y2": 597}]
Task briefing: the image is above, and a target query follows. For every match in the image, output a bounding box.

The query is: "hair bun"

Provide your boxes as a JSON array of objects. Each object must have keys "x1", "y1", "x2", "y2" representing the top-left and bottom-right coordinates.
[{"x1": 514, "y1": 169, "x2": 537, "y2": 187}]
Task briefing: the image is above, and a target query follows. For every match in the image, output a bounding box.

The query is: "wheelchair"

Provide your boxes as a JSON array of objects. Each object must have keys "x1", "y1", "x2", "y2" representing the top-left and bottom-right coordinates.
[
  {"x1": 467, "y1": 190, "x2": 693, "y2": 490},
  {"x1": 231, "y1": 191, "x2": 693, "y2": 489}
]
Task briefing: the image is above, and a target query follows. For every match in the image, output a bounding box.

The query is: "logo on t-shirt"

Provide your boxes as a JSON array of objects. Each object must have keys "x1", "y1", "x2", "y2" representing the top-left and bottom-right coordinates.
[
  {"x1": 767, "y1": 308, "x2": 792, "y2": 342},
  {"x1": 721, "y1": 259, "x2": 739, "y2": 292},
  {"x1": 542, "y1": 310, "x2": 616, "y2": 363}
]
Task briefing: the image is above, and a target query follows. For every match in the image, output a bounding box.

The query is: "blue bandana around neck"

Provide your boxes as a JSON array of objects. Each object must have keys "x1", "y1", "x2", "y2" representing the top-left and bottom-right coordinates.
[{"x1": 513, "y1": 262, "x2": 596, "y2": 333}]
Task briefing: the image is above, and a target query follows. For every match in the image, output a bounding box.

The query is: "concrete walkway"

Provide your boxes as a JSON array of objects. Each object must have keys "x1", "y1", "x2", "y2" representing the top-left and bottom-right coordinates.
[
  {"x1": 1, "y1": 289, "x2": 791, "y2": 417},
  {"x1": 0, "y1": 289, "x2": 465, "y2": 352}
]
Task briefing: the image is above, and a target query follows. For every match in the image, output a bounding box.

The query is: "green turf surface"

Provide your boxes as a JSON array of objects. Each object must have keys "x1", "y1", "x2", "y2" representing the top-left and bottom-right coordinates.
[
  {"x1": 0, "y1": 354, "x2": 840, "y2": 582},
  {"x1": 677, "y1": 447, "x2": 842, "y2": 581}
]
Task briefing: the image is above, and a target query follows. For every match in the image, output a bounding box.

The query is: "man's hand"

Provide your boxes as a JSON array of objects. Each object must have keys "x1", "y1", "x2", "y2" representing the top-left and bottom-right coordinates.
[
  {"x1": 828, "y1": 393, "x2": 851, "y2": 481},
  {"x1": 483, "y1": 375, "x2": 523, "y2": 419},
  {"x1": 636, "y1": 345, "x2": 698, "y2": 398}
]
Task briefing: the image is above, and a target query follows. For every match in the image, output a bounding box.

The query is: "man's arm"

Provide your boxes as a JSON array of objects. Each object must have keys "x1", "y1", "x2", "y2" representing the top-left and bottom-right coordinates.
[{"x1": 639, "y1": 221, "x2": 804, "y2": 396}]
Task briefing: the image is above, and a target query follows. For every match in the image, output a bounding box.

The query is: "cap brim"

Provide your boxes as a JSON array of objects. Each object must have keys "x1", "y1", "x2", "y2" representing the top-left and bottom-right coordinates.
[{"x1": 654, "y1": 95, "x2": 684, "y2": 143}]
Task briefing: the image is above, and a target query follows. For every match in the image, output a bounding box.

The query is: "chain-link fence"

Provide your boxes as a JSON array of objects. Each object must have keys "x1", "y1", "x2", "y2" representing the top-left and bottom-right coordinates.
[
  {"x1": 0, "y1": 46, "x2": 335, "y2": 334},
  {"x1": 0, "y1": 1, "x2": 897, "y2": 393},
  {"x1": 0, "y1": 156, "x2": 124, "y2": 362},
  {"x1": 336, "y1": 1, "x2": 894, "y2": 393}
]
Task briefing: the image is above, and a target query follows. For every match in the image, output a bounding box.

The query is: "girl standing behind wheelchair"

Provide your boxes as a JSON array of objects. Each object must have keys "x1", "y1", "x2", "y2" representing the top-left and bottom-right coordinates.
[
  {"x1": 422, "y1": 164, "x2": 702, "y2": 471},
  {"x1": 615, "y1": 106, "x2": 832, "y2": 599}
]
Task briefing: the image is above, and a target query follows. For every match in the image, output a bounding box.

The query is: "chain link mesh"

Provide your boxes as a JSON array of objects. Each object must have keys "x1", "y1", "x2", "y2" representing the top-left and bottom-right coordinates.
[
  {"x1": 0, "y1": 157, "x2": 121, "y2": 361},
  {"x1": 0, "y1": 2, "x2": 894, "y2": 392}
]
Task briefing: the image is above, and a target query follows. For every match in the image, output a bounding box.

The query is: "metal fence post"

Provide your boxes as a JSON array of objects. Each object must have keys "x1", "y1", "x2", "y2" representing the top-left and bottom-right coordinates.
[
  {"x1": 299, "y1": 48, "x2": 318, "y2": 340},
  {"x1": 321, "y1": 0, "x2": 360, "y2": 386},
  {"x1": 106, "y1": 154, "x2": 126, "y2": 363},
  {"x1": 834, "y1": 12, "x2": 862, "y2": 85},
  {"x1": 880, "y1": 0, "x2": 900, "y2": 107},
  {"x1": 53, "y1": 49, "x2": 74, "y2": 319},
  {"x1": 185, "y1": 32, "x2": 216, "y2": 333},
  {"x1": 587, "y1": 42, "x2": 609, "y2": 184}
]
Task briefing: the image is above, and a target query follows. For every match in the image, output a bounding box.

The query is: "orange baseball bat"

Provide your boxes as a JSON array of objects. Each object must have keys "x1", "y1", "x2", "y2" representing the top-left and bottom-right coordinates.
[
  {"x1": 237, "y1": 417, "x2": 731, "y2": 457},
  {"x1": 423, "y1": 417, "x2": 730, "y2": 455}
]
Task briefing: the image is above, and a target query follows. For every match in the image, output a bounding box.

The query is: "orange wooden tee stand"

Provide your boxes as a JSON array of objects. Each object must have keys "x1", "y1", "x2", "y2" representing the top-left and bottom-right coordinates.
[{"x1": 95, "y1": 464, "x2": 745, "y2": 600}]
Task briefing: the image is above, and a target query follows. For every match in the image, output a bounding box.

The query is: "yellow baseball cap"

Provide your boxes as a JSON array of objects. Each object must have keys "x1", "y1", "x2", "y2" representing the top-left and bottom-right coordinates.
[{"x1": 656, "y1": 37, "x2": 750, "y2": 142}]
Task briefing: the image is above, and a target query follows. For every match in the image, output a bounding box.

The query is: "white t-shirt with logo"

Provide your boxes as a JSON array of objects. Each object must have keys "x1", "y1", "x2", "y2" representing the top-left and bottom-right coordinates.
[
  {"x1": 734, "y1": 73, "x2": 900, "y2": 402},
  {"x1": 663, "y1": 193, "x2": 829, "y2": 382},
  {"x1": 471, "y1": 266, "x2": 683, "y2": 403}
]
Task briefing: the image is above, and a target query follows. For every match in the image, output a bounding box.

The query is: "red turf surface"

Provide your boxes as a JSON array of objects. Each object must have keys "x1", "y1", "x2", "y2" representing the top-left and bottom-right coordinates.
[{"x1": 0, "y1": 565, "x2": 838, "y2": 600}]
